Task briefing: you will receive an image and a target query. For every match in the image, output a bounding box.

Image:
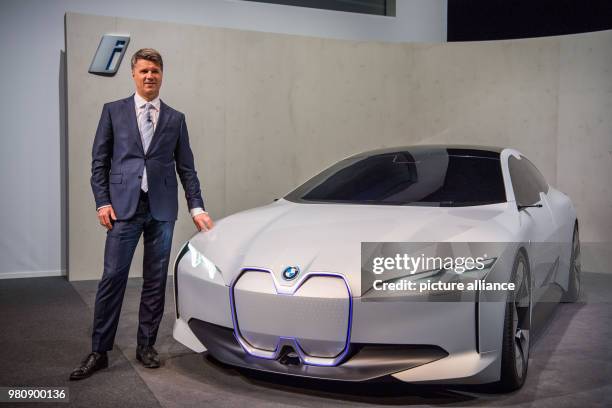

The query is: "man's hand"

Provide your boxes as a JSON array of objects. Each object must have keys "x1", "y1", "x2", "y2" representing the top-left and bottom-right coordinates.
[
  {"x1": 193, "y1": 212, "x2": 214, "y2": 232},
  {"x1": 98, "y1": 206, "x2": 117, "y2": 230}
]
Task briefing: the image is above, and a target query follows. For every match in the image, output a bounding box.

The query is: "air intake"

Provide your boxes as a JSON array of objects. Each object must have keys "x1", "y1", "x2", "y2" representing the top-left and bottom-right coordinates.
[{"x1": 278, "y1": 346, "x2": 301, "y2": 366}]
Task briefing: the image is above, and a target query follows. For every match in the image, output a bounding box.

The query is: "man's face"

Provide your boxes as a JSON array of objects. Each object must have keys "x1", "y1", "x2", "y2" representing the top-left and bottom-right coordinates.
[{"x1": 132, "y1": 59, "x2": 163, "y2": 100}]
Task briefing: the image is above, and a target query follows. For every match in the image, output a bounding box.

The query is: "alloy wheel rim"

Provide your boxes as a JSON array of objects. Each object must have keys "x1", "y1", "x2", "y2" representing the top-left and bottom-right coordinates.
[
  {"x1": 512, "y1": 261, "x2": 530, "y2": 379},
  {"x1": 572, "y1": 228, "x2": 581, "y2": 292}
]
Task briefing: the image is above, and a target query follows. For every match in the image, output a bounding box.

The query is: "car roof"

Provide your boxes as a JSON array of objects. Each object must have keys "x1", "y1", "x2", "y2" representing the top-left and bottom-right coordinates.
[{"x1": 350, "y1": 145, "x2": 504, "y2": 160}]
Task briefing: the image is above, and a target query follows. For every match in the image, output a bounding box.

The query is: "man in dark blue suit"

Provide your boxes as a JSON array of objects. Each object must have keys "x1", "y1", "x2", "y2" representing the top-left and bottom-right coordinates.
[{"x1": 70, "y1": 48, "x2": 214, "y2": 380}]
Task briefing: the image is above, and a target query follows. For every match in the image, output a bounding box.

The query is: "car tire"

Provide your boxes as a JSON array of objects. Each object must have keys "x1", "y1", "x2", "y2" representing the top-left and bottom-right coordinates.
[
  {"x1": 561, "y1": 223, "x2": 581, "y2": 303},
  {"x1": 496, "y1": 250, "x2": 531, "y2": 392}
]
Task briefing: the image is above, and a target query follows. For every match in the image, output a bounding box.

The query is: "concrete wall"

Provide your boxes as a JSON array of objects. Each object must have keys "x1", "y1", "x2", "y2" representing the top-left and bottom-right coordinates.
[
  {"x1": 556, "y1": 31, "x2": 612, "y2": 272},
  {"x1": 0, "y1": 0, "x2": 447, "y2": 279},
  {"x1": 66, "y1": 13, "x2": 611, "y2": 280}
]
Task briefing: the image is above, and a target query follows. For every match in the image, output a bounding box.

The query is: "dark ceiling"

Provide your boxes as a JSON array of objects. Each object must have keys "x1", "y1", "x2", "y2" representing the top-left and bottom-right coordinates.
[{"x1": 448, "y1": 0, "x2": 612, "y2": 41}]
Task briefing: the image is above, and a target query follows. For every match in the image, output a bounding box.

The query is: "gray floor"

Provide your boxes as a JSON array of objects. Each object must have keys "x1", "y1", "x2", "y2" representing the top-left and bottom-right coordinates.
[
  {"x1": 0, "y1": 278, "x2": 161, "y2": 408},
  {"x1": 1, "y1": 272, "x2": 611, "y2": 407}
]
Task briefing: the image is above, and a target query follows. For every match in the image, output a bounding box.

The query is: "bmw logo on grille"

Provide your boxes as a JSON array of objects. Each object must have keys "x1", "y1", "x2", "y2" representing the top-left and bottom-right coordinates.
[{"x1": 282, "y1": 266, "x2": 300, "y2": 281}]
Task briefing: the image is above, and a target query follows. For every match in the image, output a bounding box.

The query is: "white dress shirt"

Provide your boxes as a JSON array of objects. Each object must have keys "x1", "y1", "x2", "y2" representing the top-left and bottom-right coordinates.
[{"x1": 134, "y1": 92, "x2": 161, "y2": 130}]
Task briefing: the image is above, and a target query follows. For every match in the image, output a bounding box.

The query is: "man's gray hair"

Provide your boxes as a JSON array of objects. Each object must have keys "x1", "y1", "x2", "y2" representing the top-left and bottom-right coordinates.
[{"x1": 130, "y1": 48, "x2": 163, "y2": 71}]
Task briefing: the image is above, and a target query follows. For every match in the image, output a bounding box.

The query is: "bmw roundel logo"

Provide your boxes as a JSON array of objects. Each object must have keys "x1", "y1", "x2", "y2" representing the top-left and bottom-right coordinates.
[{"x1": 282, "y1": 266, "x2": 300, "y2": 281}]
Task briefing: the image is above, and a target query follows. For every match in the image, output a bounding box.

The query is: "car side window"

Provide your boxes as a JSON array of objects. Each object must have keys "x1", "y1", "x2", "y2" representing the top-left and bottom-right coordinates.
[
  {"x1": 508, "y1": 156, "x2": 541, "y2": 205},
  {"x1": 522, "y1": 157, "x2": 549, "y2": 194}
]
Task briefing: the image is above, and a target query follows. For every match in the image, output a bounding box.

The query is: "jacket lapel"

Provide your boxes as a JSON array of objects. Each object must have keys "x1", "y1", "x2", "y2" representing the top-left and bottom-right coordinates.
[
  {"x1": 124, "y1": 96, "x2": 145, "y2": 154},
  {"x1": 146, "y1": 100, "x2": 170, "y2": 154}
]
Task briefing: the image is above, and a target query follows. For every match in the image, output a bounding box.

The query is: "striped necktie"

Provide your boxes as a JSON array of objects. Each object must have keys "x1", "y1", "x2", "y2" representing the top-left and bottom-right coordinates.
[{"x1": 139, "y1": 103, "x2": 154, "y2": 192}]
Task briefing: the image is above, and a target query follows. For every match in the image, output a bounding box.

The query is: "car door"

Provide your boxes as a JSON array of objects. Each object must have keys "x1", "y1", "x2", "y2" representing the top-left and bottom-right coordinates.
[{"x1": 508, "y1": 155, "x2": 558, "y2": 303}]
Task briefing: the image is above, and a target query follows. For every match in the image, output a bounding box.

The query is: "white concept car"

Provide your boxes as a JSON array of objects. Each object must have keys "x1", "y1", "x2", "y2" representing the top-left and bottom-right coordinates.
[{"x1": 173, "y1": 145, "x2": 580, "y2": 391}]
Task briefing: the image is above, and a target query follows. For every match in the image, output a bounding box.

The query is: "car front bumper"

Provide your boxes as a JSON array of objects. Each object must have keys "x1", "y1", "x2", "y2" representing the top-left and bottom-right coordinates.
[{"x1": 173, "y1": 246, "x2": 505, "y2": 384}]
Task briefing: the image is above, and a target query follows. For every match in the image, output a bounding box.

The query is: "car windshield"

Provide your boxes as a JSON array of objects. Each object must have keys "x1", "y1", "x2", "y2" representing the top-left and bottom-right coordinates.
[{"x1": 284, "y1": 148, "x2": 506, "y2": 207}]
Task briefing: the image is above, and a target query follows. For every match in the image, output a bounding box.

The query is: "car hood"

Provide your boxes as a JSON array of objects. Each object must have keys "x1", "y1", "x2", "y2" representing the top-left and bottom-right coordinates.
[{"x1": 188, "y1": 199, "x2": 518, "y2": 295}]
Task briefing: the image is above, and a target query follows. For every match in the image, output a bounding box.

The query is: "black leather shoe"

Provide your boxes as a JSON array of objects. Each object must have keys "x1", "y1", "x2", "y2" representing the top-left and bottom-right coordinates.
[
  {"x1": 69, "y1": 352, "x2": 108, "y2": 381},
  {"x1": 136, "y1": 345, "x2": 160, "y2": 368}
]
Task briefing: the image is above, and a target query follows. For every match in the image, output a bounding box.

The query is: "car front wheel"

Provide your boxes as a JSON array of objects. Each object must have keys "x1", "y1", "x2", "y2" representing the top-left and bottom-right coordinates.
[
  {"x1": 562, "y1": 223, "x2": 581, "y2": 303},
  {"x1": 497, "y1": 250, "x2": 531, "y2": 392}
]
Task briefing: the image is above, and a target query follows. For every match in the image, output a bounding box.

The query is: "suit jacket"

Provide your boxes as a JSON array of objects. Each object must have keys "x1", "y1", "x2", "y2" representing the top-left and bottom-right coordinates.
[{"x1": 91, "y1": 95, "x2": 204, "y2": 221}]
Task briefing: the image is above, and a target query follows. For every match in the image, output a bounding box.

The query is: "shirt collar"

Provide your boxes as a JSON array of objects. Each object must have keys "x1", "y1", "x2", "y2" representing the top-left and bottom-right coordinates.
[{"x1": 134, "y1": 92, "x2": 160, "y2": 110}]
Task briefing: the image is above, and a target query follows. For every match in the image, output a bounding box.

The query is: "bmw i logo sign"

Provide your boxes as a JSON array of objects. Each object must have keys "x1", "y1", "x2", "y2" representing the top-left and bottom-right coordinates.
[
  {"x1": 282, "y1": 266, "x2": 300, "y2": 281},
  {"x1": 89, "y1": 34, "x2": 130, "y2": 76}
]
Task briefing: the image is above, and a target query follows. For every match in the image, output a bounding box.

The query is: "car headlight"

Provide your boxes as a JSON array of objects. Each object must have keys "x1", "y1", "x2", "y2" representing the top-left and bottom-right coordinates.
[
  {"x1": 446, "y1": 257, "x2": 497, "y2": 277},
  {"x1": 386, "y1": 257, "x2": 496, "y2": 282},
  {"x1": 186, "y1": 242, "x2": 224, "y2": 283}
]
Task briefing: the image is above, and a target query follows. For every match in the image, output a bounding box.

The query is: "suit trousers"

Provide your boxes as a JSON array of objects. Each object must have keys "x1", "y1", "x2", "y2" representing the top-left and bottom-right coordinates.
[{"x1": 91, "y1": 192, "x2": 175, "y2": 352}]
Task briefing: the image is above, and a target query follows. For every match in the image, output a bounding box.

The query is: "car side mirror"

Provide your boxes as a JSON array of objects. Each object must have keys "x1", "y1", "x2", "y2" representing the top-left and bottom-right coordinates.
[{"x1": 517, "y1": 203, "x2": 543, "y2": 211}]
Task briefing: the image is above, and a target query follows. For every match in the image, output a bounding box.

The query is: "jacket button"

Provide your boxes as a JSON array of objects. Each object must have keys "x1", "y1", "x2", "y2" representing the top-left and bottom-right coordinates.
[{"x1": 138, "y1": 176, "x2": 142, "y2": 179}]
